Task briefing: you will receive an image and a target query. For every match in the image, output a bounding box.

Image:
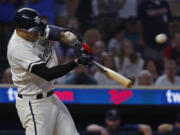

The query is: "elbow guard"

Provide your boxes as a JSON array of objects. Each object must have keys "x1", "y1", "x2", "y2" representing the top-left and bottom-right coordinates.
[
  {"x1": 48, "y1": 25, "x2": 69, "y2": 41},
  {"x1": 48, "y1": 25, "x2": 82, "y2": 43}
]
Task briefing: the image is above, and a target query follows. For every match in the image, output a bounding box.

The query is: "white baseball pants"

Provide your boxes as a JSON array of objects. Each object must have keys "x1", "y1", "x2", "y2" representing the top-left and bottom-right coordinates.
[{"x1": 16, "y1": 94, "x2": 79, "y2": 135}]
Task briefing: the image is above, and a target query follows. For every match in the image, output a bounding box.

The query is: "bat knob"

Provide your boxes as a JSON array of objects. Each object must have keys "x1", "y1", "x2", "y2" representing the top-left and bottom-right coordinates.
[{"x1": 126, "y1": 80, "x2": 133, "y2": 88}]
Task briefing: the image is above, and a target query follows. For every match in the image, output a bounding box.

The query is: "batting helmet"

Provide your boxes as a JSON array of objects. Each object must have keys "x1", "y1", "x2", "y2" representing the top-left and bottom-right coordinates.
[{"x1": 13, "y1": 8, "x2": 47, "y2": 34}]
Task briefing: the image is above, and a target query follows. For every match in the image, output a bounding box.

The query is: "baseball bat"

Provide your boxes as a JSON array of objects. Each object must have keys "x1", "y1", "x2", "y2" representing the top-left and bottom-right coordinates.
[{"x1": 92, "y1": 60, "x2": 132, "y2": 88}]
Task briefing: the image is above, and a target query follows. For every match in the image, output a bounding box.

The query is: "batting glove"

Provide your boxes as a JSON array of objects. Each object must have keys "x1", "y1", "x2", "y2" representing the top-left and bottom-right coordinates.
[
  {"x1": 72, "y1": 41, "x2": 84, "y2": 57},
  {"x1": 76, "y1": 55, "x2": 93, "y2": 66}
]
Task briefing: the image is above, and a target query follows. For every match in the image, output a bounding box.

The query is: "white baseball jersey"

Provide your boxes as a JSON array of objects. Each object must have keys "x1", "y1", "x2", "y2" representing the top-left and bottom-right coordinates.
[{"x1": 7, "y1": 26, "x2": 58, "y2": 95}]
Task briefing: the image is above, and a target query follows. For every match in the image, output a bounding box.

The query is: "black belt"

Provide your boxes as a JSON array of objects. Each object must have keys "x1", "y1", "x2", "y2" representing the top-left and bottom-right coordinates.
[{"x1": 18, "y1": 90, "x2": 54, "y2": 99}]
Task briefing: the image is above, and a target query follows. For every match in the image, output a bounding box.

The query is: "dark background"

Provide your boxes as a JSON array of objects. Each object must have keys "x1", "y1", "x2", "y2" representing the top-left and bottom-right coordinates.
[{"x1": 0, "y1": 103, "x2": 179, "y2": 131}]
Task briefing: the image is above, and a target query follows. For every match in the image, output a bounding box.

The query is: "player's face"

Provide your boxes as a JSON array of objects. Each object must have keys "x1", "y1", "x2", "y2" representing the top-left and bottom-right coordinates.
[
  {"x1": 139, "y1": 74, "x2": 151, "y2": 85},
  {"x1": 124, "y1": 42, "x2": 133, "y2": 56},
  {"x1": 22, "y1": 30, "x2": 40, "y2": 42},
  {"x1": 146, "y1": 60, "x2": 156, "y2": 72},
  {"x1": 105, "y1": 119, "x2": 120, "y2": 130},
  {"x1": 165, "y1": 64, "x2": 176, "y2": 77}
]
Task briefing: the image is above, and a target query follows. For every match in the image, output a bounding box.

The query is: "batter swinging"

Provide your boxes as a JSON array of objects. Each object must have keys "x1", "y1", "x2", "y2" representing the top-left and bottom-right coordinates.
[{"x1": 7, "y1": 8, "x2": 92, "y2": 135}]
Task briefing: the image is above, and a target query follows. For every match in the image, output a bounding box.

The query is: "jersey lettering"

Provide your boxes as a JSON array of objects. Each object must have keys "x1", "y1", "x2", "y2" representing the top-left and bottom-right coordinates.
[{"x1": 38, "y1": 40, "x2": 52, "y2": 62}]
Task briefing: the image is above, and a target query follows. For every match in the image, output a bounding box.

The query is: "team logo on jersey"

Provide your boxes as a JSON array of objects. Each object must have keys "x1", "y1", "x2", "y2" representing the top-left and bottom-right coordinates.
[
  {"x1": 38, "y1": 39, "x2": 50, "y2": 47},
  {"x1": 38, "y1": 40, "x2": 52, "y2": 62}
]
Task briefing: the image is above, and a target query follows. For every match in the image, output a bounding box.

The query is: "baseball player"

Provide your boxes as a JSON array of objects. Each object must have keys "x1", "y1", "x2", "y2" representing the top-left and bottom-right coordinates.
[{"x1": 7, "y1": 8, "x2": 92, "y2": 135}]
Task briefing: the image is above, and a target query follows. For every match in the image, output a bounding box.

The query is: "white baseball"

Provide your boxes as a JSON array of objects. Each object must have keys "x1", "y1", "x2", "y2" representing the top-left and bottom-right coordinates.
[{"x1": 155, "y1": 34, "x2": 167, "y2": 44}]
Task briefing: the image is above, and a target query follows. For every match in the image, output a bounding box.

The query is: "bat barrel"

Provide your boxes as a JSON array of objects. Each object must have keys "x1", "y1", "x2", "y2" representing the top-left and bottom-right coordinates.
[
  {"x1": 124, "y1": 79, "x2": 133, "y2": 88},
  {"x1": 92, "y1": 60, "x2": 133, "y2": 88}
]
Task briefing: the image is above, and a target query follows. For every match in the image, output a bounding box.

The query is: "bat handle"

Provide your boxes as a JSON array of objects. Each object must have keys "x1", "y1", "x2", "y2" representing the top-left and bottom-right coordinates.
[
  {"x1": 92, "y1": 60, "x2": 100, "y2": 67},
  {"x1": 92, "y1": 60, "x2": 106, "y2": 72}
]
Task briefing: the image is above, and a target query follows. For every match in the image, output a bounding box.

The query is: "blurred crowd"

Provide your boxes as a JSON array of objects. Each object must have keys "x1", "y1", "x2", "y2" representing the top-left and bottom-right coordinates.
[
  {"x1": 85, "y1": 108, "x2": 180, "y2": 135},
  {"x1": 1, "y1": 0, "x2": 180, "y2": 87}
]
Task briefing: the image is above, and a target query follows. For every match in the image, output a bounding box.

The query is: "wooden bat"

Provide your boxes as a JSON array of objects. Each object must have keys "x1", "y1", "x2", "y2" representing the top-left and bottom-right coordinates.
[{"x1": 92, "y1": 60, "x2": 132, "y2": 88}]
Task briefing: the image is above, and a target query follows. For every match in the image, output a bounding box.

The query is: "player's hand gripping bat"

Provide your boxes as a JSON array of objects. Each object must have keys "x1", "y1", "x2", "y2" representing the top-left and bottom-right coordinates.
[{"x1": 82, "y1": 43, "x2": 133, "y2": 88}]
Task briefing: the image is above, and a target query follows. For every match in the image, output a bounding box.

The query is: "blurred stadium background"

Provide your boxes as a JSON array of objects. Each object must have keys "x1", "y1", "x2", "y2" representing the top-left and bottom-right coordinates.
[{"x1": 0, "y1": 0, "x2": 180, "y2": 135}]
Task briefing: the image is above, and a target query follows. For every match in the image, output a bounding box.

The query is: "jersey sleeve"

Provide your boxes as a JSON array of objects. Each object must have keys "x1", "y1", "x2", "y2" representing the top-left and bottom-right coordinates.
[{"x1": 12, "y1": 45, "x2": 44, "y2": 72}]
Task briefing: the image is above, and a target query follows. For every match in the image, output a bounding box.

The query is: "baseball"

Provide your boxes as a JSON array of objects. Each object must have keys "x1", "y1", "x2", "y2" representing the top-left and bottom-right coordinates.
[{"x1": 155, "y1": 34, "x2": 167, "y2": 44}]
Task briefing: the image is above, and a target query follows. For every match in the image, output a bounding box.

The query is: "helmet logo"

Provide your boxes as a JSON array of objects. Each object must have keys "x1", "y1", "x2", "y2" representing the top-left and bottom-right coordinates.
[
  {"x1": 34, "y1": 16, "x2": 40, "y2": 24},
  {"x1": 22, "y1": 15, "x2": 29, "y2": 19}
]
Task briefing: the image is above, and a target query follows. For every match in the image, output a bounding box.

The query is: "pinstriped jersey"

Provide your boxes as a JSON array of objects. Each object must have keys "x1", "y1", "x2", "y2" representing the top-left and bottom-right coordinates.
[{"x1": 7, "y1": 26, "x2": 58, "y2": 95}]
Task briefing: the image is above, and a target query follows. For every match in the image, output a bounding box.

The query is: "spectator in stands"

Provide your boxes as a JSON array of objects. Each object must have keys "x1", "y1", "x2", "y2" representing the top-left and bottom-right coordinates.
[
  {"x1": 89, "y1": 40, "x2": 106, "y2": 75},
  {"x1": 144, "y1": 59, "x2": 159, "y2": 82},
  {"x1": 94, "y1": 53, "x2": 119, "y2": 85},
  {"x1": 155, "y1": 60, "x2": 180, "y2": 86},
  {"x1": 73, "y1": 0, "x2": 94, "y2": 33},
  {"x1": 107, "y1": 24, "x2": 125, "y2": 57},
  {"x1": 135, "y1": 70, "x2": 153, "y2": 86},
  {"x1": 124, "y1": 17, "x2": 140, "y2": 52},
  {"x1": 118, "y1": 0, "x2": 138, "y2": 20},
  {"x1": 92, "y1": 40, "x2": 106, "y2": 62},
  {"x1": 137, "y1": 0, "x2": 172, "y2": 62},
  {"x1": 117, "y1": 39, "x2": 144, "y2": 82},
  {"x1": 84, "y1": 28, "x2": 102, "y2": 47},
  {"x1": 91, "y1": 0, "x2": 120, "y2": 19},
  {"x1": 70, "y1": 0, "x2": 119, "y2": 36},
  {"x1": 86, "y1": 109, "x2": 152, "y2": 135},
  {"x1": 91, "y1": 0, "x2": 120, "y2": 37},
  {"x1": 65, "y1": 65, "x2": 97, "y2": 85},
  {"x1": 158, "y1": 113, "x2": 180, "y2": 134},
  {"x1": 87, "y1": 124, "x2": 110, "y2": 135},
  {"x1": 164, "y1": 30, "x2": 180, "y2": 75},
  {"x1": 1, "y1": 68, "x2": 12, "y2": 84}
]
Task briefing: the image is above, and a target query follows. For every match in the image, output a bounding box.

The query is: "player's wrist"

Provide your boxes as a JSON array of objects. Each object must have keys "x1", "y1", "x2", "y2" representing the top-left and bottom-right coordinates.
[
  {"x1": 64, "y1": 31, "x2": 78, "y2": 46},
  {"x1": 72, "y1": 41, "x2": 82, "y2": 57}
]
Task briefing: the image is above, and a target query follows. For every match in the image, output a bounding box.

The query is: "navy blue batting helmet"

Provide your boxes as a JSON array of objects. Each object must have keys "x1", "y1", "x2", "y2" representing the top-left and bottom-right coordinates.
[{"x1": 14, "y1": 8, "x2": 46, "y2": 34}]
